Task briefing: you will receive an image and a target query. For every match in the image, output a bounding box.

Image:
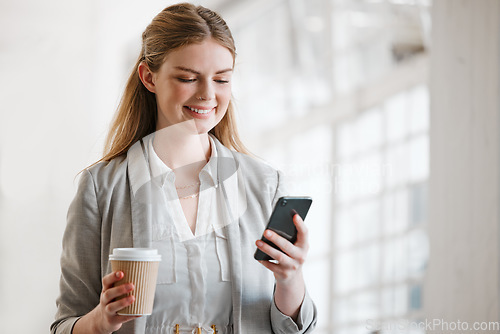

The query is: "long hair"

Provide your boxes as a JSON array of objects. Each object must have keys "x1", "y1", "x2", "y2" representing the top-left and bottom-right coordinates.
[{"x1": 97, "y1": 3, "x2": 249, "y2": 165}]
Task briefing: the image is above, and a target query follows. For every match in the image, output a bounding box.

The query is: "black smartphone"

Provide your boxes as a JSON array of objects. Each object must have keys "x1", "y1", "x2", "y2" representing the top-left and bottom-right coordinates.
[{"x1": 254, "y1": 196, "x2": 313, "y2": 261}]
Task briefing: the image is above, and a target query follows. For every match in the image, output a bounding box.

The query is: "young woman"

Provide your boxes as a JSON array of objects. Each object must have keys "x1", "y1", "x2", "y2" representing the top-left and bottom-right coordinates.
[{"x1": 51, "y1": 3, "x2": 317, "y2": 334}]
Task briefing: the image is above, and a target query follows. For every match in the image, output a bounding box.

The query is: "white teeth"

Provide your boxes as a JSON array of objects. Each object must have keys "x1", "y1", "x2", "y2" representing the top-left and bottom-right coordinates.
[{"x1": 187, "y1": 106, "x2": 212, "y2": 114}]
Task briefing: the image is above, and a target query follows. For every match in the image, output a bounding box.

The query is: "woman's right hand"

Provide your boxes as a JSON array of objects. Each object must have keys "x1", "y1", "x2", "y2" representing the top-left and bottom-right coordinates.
[{"x1": 72, "y1": 271, "x2": 139, "y2": 334}]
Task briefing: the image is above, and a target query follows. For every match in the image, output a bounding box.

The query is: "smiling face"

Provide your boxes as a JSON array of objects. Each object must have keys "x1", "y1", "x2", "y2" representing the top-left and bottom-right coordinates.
[{"x1": 140, "y1": 38, "x2": 234, "y2": 135}]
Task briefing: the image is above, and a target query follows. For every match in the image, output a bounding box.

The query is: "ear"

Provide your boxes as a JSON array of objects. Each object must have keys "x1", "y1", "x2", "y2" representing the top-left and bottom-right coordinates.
[{"x1": 138, "y1": 61, "x2": 156, "y2": 93}]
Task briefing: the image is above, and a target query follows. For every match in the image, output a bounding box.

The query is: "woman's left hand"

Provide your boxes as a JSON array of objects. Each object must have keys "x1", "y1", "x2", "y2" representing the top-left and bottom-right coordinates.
[{"x1": 255, "y1": 213, "x2": 309, "y2": 284}]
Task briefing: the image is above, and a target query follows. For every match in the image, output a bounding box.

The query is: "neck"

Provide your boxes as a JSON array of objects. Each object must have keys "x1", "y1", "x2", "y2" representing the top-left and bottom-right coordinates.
[{"x1": 153, "y1": 120, "x2": 211, "y2": 174}]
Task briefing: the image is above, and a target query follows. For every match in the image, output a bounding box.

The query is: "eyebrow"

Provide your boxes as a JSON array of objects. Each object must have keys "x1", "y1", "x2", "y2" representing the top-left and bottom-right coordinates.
[{"x1": 175, "y1": 66, "x2": 233, "y2": 75}]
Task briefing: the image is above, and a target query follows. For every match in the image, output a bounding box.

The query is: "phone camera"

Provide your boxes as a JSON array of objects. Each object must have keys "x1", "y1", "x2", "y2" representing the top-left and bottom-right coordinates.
[{"x1": 281, "y1": 200, "x2": 287, "y2": 206}]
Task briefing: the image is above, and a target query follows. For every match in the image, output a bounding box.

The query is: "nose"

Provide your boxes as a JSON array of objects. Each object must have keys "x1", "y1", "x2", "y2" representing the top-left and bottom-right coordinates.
[{"x1": 197, "y1": 79, "x2": 215, "y2": 101}]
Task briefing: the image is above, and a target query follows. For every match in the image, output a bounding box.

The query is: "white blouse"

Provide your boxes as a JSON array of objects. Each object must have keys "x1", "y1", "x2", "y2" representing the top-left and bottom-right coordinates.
[{"x1": 144, "y1": 134, "x2": 233, "y2": 334}]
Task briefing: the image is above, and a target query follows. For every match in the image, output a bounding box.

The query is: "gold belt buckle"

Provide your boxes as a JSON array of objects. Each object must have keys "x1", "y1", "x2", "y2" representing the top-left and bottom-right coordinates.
[{"x1": 174, "y1": 324, "x2": 217, "y2": 333}]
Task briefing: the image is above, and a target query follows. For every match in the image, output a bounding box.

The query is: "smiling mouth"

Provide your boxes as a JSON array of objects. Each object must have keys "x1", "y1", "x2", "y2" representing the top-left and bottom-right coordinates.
[{"x1": 185, "y1": 106, "x2": 215, "y2": 114}]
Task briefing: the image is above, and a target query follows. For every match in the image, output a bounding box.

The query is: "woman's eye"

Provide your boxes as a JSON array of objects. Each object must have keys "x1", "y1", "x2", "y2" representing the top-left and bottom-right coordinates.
[
  {"x1": 215, "y1": 79, "x2": 229, "y2": 84},
  {"x1": 177, "y1": 78, "x2": 196, "y2": 83}
]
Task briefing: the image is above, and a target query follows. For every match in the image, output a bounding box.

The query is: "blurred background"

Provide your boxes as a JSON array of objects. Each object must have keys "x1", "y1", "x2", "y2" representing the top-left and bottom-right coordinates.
[{"x1": 1, "y1": 0, "x2": 499, "y2": 333}]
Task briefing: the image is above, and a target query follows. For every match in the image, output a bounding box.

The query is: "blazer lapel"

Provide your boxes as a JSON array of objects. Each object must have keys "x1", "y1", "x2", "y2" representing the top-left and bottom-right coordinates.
[
  {"x1": 215, "y1": 138, "x2": 246, "y2": 333},
  {"x1": 127, "y1": 137, "x2": 154, "y2": 248}
]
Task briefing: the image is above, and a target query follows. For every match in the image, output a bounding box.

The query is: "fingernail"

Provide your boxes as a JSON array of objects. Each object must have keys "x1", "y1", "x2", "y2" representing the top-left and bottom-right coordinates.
[
  {"x1": 264, "y1": 230, "x2": 272, "y2": 237},
  {"x1": 256, "y1": 240, "x2": 263, "y2": 247},
  {"x1": 115, "y1": 271, "x2": 121, "y2": 278}
]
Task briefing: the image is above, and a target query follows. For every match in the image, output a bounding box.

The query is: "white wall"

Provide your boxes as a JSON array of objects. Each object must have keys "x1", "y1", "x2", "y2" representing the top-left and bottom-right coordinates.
[
  {"x1": 1, "y1": 1, "x2": 96, "y2": 332},
  {"x1": 425, "y1": 0, "x2": 500, "y2": 330}
]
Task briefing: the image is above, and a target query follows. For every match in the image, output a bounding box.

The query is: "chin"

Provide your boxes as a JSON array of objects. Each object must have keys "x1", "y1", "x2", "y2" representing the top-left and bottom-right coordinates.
[{"x1": 194, "y1": 118, "x2": 222, "y2": 135}]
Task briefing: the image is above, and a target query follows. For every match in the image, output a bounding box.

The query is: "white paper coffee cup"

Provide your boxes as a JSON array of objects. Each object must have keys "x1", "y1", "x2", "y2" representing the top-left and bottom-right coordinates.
[{"x1": 109, "y1": 248, "x2": 161, "y2": 316}]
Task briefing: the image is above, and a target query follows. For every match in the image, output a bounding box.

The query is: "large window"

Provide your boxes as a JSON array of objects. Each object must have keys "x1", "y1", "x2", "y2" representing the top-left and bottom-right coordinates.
[{"x1": 333, "y1": 85, "x2": 429, "y2": 333}]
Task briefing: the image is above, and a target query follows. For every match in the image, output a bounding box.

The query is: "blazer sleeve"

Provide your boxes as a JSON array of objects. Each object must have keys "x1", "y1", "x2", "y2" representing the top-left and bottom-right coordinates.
[
  {"x1": 50, "y1": 170, "x2": 103, "y2": 334},
  {"x1": 270, "y1": 290, "x2": 318, "y2": 334},
  {"x1": 269, "y1": 170, "x2": 318, "y2": 333}
]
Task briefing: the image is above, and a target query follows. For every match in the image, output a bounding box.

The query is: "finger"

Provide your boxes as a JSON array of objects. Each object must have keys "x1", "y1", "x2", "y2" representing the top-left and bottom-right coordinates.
[
  {"x1": 262, "y1": 229, "x2": 299, "y2": 259},
  {"x1": 255, "y1": 239, "x2": 291, "y2": 265},
  {"x1": 102, "y1": 271, "x2": 124, "y2": 291},
  {"x1": 258, "y1": 259, "x2": 282, "y2": 274},
  {"x1": 101, "y1": 283, "x2": 135, "y2": 306},
  {"x1": 293, "y1": 214, "x2": 309, "y2": 248},
  {"x1": 105, "y1": 294, "x2": 136, "y2": 315}
]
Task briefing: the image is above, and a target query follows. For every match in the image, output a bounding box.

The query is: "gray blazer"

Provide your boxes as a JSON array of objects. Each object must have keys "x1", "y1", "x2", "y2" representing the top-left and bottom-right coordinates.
[{"x1": 51, "y1": 136, "x2": 317, "y2": 334}]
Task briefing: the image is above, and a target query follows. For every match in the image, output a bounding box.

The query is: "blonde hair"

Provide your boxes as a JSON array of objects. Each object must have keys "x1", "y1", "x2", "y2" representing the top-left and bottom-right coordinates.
[{"x1": 97, "y1": 3, "x2": 248, "y2": 165}]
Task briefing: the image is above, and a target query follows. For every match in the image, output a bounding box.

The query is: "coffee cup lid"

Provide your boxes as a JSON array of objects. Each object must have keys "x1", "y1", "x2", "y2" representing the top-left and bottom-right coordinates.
[{"x1": 109, "y1": 248, "x2": 161, "y2": 261}]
